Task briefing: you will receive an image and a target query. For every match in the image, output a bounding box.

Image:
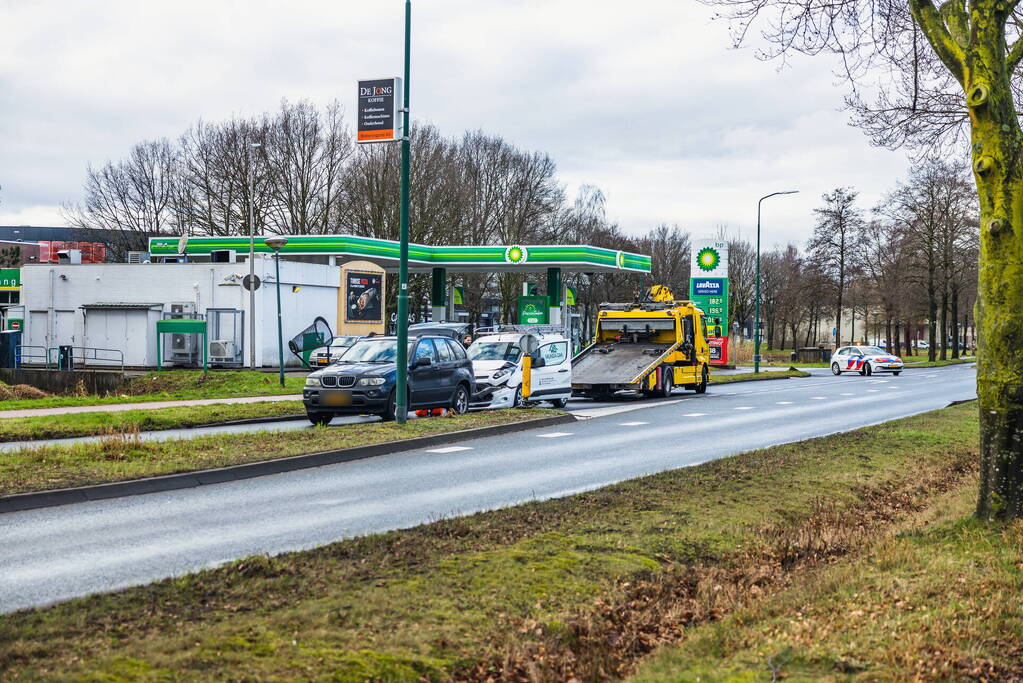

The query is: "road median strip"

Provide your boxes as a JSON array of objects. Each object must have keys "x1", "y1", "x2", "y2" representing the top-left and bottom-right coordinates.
[{"x1": 0, "y1": 410, "x2": 573, "y2": 511}]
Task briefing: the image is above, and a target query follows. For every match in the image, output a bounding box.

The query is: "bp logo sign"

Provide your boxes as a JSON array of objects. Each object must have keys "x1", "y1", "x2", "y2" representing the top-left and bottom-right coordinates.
[
  {"x1": 616, "y1": 251, "x2": 626, "y2": 268},
  {"x1": 504, "y1": 245, "x2": 528, "y2": 264},
  {"x1": 696, "y1": 247, "x2": 721, "y2": 272}
]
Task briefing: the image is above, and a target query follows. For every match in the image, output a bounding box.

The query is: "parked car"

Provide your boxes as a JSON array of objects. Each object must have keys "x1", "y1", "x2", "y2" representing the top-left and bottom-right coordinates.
[
  {"x1": 303, "y1": 335, "x2": 475, "y2": 424},
  {"x1": 831, "y1": 345, "x2": 903, "y2": 376},
  {"x1": 408, "y1": 322, "x2": 474, "y2": 347},
  {"x1": 467, "y1": 330, "x2": 572, "y2": 409},
  {"x1": 312, "y1": 335, "x2": 362, "y2": 367}
]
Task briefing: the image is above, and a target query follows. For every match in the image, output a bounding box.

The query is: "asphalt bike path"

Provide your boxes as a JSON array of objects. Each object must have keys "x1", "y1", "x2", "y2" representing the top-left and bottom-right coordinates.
[{"x1": 0, "y1": 365, "x2": 976, "y2": 612}]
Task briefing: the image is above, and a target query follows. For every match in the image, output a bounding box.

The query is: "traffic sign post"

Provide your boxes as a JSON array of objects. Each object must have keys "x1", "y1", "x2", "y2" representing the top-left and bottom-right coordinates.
[{"x1": 357, "y1": 1, "x2": 412, "y2": 423}]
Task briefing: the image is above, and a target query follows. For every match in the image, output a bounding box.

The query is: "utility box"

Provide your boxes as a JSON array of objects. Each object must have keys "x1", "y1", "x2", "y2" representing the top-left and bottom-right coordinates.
[{"x1": 0, "y1": 330, "x2": 21, "y2": 368}]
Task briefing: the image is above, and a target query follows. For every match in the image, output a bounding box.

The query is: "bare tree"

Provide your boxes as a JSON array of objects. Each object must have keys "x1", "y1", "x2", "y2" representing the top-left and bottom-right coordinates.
[{"x1": 808, "y1": 188, "x2": 864, "y2": 348}]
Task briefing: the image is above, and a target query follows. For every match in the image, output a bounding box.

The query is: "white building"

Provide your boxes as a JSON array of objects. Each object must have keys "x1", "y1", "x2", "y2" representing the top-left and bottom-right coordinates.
[{"x1": 20, "y1": 258, "x2": 340, "y2": 368}]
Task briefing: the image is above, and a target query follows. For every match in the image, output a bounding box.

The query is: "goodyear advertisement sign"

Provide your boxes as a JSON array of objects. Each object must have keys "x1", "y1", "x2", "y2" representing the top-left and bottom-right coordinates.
[{"x1": 0, "y1": 269, "x2": 20, "y2": 291}]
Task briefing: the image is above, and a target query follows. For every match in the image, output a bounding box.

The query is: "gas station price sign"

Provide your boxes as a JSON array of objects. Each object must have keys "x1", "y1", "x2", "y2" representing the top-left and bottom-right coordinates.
[{"x1": 357, "y1": 78, "x2": 402, "y2": 143}]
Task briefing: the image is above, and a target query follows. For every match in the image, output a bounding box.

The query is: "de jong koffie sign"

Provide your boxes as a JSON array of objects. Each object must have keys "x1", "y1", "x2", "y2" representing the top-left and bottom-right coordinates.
[{"x1": 357, "y1": 78, "x2": 402, "y2": 143}]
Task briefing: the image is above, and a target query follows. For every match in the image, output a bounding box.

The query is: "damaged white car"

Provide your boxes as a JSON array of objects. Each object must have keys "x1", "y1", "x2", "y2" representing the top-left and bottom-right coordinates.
[{"x1": 467, "y1": 330, "x2": 572, "y2": 409}]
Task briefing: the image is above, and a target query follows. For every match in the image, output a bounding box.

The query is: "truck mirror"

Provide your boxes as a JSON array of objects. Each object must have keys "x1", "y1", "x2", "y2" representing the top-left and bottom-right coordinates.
[{"x1": 532, "y1": 355, "x2": 546, "y2": 368}]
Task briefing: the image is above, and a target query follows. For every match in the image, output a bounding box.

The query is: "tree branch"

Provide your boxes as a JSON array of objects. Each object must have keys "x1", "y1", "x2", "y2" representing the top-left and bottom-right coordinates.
[
  {"x1": 1009, "y1": 36, "x2": 1023, "y2": 72},
  {"x1": 911, "y1": 0, "x2": 967, "y2": 84}
]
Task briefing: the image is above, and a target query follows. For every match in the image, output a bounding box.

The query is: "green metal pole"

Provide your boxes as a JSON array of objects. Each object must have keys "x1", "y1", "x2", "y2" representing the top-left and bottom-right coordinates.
[
  {"x1": 754, "y1": 190, "x2": 798, "y2": 373},
  {"x1": 755, "y1": 198, "x2": 762, "y2": 374},
  {"x1": 395, "y1": 0, "x2": 412, "y2": 424},
  {"x1": 275, "y1": 252, "x2": 285, "y2": 387}
]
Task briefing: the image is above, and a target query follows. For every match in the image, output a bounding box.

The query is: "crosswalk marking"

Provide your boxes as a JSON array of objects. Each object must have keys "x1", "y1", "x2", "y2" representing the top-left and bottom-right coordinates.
[
  {"x1": 620, "y1": 421, "x2": 649, "y2": 426},
  {"x1": 536, "y1": 432, "x2": 573, "y2": 438},
  {"x1": 683, "y1": 413, "x2": 707, "y2": 417},
  {"x1": 426, "y1": 446, "x2": 473, "y2": 454},
  {"x1": 776, "y1": 401, "x2": 794, "y2": 405}
]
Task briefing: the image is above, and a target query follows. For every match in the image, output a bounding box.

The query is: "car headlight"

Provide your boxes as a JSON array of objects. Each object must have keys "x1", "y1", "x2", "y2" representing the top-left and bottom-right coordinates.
[
  {"x1": 492, "y1": 366, "x2": 514, "y2": 381},
  {"x1": 357, "y1": 376, "x2": 387, "y2": 386},
  {"x1": 305, "y1": 376, "x2": 321, "y2": 387}
]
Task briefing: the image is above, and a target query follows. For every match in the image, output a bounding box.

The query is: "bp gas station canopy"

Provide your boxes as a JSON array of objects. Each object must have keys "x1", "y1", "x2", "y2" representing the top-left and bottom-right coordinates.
[{"x1": 148, "y1": 235, "x2": 652, "y2": 274}]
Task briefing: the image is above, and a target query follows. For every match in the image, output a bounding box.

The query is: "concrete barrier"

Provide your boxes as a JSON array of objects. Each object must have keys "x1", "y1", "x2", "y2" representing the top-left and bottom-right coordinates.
[{"x1": 0, "y1": 368, "x2": 124, "y2": 396}]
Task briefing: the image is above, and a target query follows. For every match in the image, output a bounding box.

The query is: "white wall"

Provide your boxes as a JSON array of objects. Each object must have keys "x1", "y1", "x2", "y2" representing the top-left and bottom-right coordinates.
[{"x1": 21, "y1": 260, "x2": 339, "y2": 368}]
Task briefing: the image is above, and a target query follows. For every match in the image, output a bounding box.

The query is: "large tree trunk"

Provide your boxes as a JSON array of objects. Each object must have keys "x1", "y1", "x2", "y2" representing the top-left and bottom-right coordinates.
[
  {"x1": 962, "y1": 9, "x2": 1023, "y2": 519},
  {"x1": 894, "y1": 320, "x2": 902, "y2": 357}
]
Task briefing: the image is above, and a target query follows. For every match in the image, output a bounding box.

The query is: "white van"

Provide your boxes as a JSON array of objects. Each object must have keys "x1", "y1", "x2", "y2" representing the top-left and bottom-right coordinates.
[{"x1": 467, "y1": 328, "x2": 572, "y2": 409}]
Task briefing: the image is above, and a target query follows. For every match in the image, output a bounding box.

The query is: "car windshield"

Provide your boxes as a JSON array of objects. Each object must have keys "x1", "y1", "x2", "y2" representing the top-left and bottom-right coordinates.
[
  {"x1": 468, "y1": 341, "x2": 522, "y2": 362},
  {"x1": 342, "y1": 339, "x2": 413, "y2": 362},
  {"x1": 862, "y1": 346, "x2": 886, "y2": 355},
  {"x1": 331, "y1": 336, "x2": 359, "y2": 349}
]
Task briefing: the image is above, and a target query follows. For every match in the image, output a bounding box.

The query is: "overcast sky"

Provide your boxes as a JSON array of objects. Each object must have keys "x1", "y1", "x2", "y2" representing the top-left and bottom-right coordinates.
[{"x1": 0, "y1": 0, "x2": 911, "y2": 249}]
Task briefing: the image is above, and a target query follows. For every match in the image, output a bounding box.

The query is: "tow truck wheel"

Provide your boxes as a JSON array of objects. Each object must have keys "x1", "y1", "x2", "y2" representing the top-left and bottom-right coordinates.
[
  {"x1": 658, "y1": 370, "x2": 673, "y2": 398},
  {"x1": 694, "y1": 365, "x2": 708, "y2": 394}
]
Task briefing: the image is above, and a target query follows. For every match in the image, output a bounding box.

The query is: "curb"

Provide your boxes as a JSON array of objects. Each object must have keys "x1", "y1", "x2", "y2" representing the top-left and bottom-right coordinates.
[
  {"x1": 946, "y1": 398, "x2": 978, "y2": 407},
  {"x1": 709, "y1": 371, "x2": 810, "y2": 385},
  {"x1": 0, "y1": 413, "x2": 577, "y2": 514}
]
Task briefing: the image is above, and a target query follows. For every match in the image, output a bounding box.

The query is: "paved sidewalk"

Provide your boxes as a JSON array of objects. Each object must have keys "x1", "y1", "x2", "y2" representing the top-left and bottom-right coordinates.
[{"x1": 0, "y1": 395, "x2": 303, "y2": 419}]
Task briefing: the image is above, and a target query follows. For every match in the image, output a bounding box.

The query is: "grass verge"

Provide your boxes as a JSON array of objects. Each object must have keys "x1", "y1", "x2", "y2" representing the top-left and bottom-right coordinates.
[
  {"x1": 2, "y1": 403, "x2": 1009, "y2": 682},
  {"x1": 709, "y1": 368, "x2": 810, "y2": 383},
  {"x1": 0, "y1": 401, "x2": 305, "y2": 443},
  {"x1": 0, "y1": 370, "x2": 305, "y2": 411},
  {"x1": 0, "y1": 409, "x2": 561, "y2": 496}
]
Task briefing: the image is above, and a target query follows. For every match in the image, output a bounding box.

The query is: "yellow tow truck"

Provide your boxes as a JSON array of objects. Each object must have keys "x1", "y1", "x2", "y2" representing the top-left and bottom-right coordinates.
[{"x1": 571, "y1": 285, "x2": 711, "y2": 400}]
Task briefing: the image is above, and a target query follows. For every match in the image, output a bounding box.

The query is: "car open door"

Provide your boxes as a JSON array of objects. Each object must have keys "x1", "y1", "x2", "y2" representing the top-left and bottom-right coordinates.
[{"x1": 530, "y1": 340, "x2": 571, "y2": 400}]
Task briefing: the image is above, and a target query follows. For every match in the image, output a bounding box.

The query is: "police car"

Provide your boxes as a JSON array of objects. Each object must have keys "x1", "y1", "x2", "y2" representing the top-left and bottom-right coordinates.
[{"x1": 831, "y1": 345, "x2": 903, "y2": 376}]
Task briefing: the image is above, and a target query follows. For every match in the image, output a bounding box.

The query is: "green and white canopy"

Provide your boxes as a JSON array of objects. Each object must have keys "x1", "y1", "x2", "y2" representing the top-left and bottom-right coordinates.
[{"x1": 148, "y1": 235, "x2": 651, "y2": 274}]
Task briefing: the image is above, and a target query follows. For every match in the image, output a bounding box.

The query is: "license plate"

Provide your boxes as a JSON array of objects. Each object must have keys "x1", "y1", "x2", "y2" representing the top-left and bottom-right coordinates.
[
  {"x1": 322, "y1": 391, "x2": 353, "y2": 406},
  {"x1": 317, "y1": 359, "x2": 328, "y2": 366}
]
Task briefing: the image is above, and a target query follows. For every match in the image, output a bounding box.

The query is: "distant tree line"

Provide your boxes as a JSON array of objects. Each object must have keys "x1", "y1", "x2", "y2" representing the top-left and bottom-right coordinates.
[
  {"x1": 753, "y1": 159, "x2": 979, "y2": 361},
  {"x1": 63, "y1": 101, "x2": 978, "y2": 355},
  {"x1": 62, "y1": 99, "x2": 691, "y2": 333}
]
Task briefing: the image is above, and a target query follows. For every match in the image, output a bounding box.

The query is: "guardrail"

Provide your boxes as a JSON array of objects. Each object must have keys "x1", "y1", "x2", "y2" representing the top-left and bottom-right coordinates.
[
  {"x1": 15, "y1": 345, "x2": 50, "y2": 369},
  {"x1": 44, "y1": 346, "x2": 125, "y2": 372}
]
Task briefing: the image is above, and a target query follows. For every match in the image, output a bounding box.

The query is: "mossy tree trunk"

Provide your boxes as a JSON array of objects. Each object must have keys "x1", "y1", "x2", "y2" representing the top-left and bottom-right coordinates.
[{"x1": 913, "y1": 0, "x2": 1023, "y2": 518}]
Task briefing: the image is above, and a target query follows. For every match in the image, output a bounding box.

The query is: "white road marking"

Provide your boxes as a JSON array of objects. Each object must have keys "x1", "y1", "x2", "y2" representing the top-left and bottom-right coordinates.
[
  {"x1": 735, "y1": 406, "x2": 753, "y2": 410},
  {"x1": 841, "y1": 392, "x2": 854, "y2": 396},
  {"x1": 811, "y1": 396, "x2": 826, "y2": 400},
  {"x1": 536, "y1": 432, "x2": 573, "y2": 438},
  {"x1": 619, "y1": 421, "x2": 649, "y2": 426},
  {"x1": 571, "y1": 398, "x2": 689, "y2": 419},
  {"x1": 426, "y1": 446, "x2": 473, "y2": 454},
  {"x1": 776, "y1": 401, "x2": 794, "y2": 405},
  {"x1": 867, "y1": 389, "x2": 879, "y2": 392},
  {"x1": 683, "y1": 413, "x2": 707, "y2": 417}
]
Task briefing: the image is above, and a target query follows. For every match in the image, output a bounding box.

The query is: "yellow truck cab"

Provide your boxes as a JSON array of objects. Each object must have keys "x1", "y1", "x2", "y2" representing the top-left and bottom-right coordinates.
[{"x1": 571, "y1": 285, "x2": 711, "y2": 400}]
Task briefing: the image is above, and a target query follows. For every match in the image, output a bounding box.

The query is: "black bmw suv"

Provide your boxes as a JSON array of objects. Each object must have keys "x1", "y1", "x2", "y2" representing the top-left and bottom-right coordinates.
[{"x1": 303, "y1": 335, "x2": 475, "y2": 424}]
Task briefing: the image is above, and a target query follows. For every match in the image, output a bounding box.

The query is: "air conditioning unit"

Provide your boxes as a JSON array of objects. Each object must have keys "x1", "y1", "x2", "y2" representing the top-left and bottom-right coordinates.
[
  {"x1": 209, "y1": 340, "x2": 237, "y2": 362},
  {"x1": 57, "y1": 249, "x2": 82, "y2": 264},
  {"x1": 171, "y1": 333, "x2": 195, "y2": 354},
  {"x1": 169, "y1": 302, "x2": 196, "y2": 318}
]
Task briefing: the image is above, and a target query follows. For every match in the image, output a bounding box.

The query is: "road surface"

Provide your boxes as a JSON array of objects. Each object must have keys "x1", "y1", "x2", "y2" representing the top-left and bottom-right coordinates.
[{"x1": 0, "y1": 365, "x2": 977, "y2": 613}]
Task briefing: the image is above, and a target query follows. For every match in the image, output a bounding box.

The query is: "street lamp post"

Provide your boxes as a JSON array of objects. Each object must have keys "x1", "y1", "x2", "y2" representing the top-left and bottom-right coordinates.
[
  {"x1": 754, "y1": 190, "x2": 798, "y2": 373},
  {"x1": 248, "y1": 141, "x2": 263, "y2": 370},
  {"x1": 264, "y1": 236, "x2": 288, "y2": 387},
  {"x1": 394, "y1": 0, "x2": 412, "y2": 424}
]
